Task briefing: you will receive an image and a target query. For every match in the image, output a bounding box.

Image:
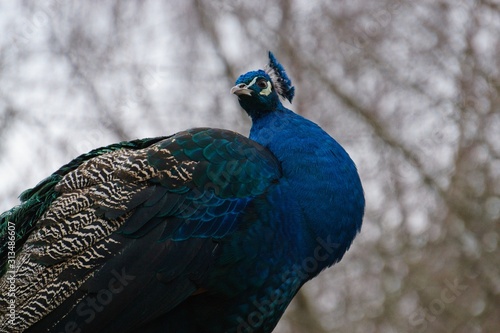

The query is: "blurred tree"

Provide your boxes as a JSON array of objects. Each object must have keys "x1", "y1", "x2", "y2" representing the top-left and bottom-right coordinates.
[{"x1": 0, "y1": 0, "x2": 498, "y2": 332}]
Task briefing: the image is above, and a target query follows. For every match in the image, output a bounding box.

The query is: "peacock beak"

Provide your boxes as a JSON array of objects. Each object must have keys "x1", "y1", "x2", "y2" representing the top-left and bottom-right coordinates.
[{"x1": 230, "y1": 84, "x2": 253, "y2": 97}]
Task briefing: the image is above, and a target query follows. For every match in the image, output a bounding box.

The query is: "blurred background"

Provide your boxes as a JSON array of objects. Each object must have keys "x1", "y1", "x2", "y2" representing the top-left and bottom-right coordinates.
[{"x1": 0, "y1": 1, "x2": 499, "y2": 332}]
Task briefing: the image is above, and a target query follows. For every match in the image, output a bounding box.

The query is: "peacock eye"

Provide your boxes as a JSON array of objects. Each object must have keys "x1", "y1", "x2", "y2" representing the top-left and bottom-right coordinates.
[{"x1": 257, "y1": 79, "x2": 268, "y2": 88}]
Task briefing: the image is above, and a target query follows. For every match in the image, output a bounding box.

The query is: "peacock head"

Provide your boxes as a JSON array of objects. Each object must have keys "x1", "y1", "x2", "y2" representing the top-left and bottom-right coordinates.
[{"x1": 231, "y1": 52, "x2": 295, "y2": 119}]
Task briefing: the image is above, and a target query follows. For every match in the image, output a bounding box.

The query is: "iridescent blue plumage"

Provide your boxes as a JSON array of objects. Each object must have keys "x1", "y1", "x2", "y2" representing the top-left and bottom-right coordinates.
[{"x1": 0, "y1": 52, "x2": 364, "y2": 333}]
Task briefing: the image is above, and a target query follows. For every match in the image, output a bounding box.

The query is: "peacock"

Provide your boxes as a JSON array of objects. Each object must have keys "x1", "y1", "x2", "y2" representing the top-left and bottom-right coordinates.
[{"x1": 0, "y1": 52, "x2": 364, "y2": 332}]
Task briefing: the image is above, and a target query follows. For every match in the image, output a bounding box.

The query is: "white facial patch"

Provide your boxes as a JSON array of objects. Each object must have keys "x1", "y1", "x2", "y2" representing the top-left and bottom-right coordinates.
[
  {"x1": 259, "y1": 81, "x2": 272, "y2": 96},
  {"x1": 247, "y1": 77, "x2": 273, "y2": 97},
  {"x1": 246, "y1": 77, "x2": 258, "y2": 88}
]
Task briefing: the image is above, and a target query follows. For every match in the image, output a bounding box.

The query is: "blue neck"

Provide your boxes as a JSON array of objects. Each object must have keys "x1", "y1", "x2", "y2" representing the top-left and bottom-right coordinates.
[{"x1": 249, "y1": 105, "x2": 364, "y2": 274}]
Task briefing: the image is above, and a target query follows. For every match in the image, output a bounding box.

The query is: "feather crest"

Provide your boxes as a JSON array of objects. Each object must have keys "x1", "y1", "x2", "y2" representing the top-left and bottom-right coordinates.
[{"x1": 265, "y1": 51, "x2": 295, "y2": 103}]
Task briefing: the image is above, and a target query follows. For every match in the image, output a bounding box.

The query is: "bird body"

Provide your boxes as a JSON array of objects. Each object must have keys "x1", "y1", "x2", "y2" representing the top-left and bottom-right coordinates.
[{"x1": 0, "y1": 52, "x2": 364, "y2": 332}]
